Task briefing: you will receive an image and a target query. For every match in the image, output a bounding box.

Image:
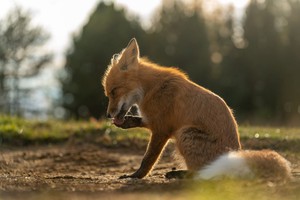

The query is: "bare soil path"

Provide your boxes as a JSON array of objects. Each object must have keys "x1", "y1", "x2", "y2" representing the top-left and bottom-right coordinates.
[
  {"x1": 0, "y1": 139, "x2": 190, "y2": 199},
  {"x1": 1, "y1": 136, "x2": 300, "y2": 200}
]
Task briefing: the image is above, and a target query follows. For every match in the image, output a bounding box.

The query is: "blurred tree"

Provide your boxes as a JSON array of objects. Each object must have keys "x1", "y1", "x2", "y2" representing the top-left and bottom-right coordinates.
[
  {"x1": 198, "y1": 0, "x2": 300, "y2": 123},
  {"x1": 203, "y1": 5, "x2": 248, "y2": 110},
  {"x1": 241, "y1": 0, "x2": 283, "y2": 118},
  {"x1": 60, "y1": 0, "x2": 300, "y2": 123},
  {"x1": 280, "y1": 0, "x2": 300, "y2": 122},
  {"x1": 147, "y1": 0, "x2": 212, "y2": 87},
  {"x1": 61, "y1": 2, "x2": 145, "y2": 119},
  {"x1": 0, "y1": 7, "x2": 52, "y2": 116}
]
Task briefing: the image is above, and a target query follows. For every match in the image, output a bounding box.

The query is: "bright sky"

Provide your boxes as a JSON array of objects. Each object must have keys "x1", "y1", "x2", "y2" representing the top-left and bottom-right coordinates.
[
  {"x1": 0, "y1": 0, "x2": 162, "y2": 67},
  {"x1": 0, "y1": 0, "x2": 249, "y2": 68}
]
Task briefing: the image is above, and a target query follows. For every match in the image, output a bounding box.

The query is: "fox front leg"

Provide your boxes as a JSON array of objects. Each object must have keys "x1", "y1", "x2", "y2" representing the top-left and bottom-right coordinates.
[{"x1": 119, "y1": 134, "x2": 169, "y2": 179}]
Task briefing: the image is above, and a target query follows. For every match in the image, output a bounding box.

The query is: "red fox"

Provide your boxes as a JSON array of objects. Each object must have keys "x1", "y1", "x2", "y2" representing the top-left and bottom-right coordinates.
[{"x1": 102, "y1": 38, "x2": 291, "y2": 181}]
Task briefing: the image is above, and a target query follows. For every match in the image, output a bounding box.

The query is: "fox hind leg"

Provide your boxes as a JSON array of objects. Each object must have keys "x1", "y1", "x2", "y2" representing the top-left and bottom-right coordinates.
[
  {"x1": 175, "y1": 127, "x2": 223, "y2": 171},
  {"x1": 165, "y1": 169, "x2": 195, "y2": 179}
]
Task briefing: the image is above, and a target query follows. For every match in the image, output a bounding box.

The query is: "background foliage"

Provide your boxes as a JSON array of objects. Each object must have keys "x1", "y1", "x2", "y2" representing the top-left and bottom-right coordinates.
[
  {"x1": 1, "y1": 0, "x2": 299, "y2": 124},
  {"x1": 0, "y1": 7, "x2": 51, "y2": 116},
  {"x1": 62, "y1": 0, "x2": 300, "y2": 123}
]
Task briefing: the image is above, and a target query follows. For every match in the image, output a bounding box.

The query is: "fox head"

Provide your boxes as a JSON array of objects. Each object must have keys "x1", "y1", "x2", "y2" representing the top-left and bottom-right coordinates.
[{"x1": 102, "y1": 38, "x2": 143, "y2": 124}]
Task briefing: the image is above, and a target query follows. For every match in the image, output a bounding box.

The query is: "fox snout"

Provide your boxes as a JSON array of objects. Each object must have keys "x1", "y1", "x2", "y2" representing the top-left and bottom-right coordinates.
[
  {"x1": 106, "y1": 103, "x2": 115, "y2": 118},
  {"x1": 106, "y1": 112, "x2": 112, "y2": 118},
  {"x1": 106, "y1": 88, "x2": 143, "y2": 118},
  {"x1": 106, "y1": 106, "x2": 123, "y2": 119},
  {"x1": 106, "y1": 101, "x2": 123, "y2": 119}
]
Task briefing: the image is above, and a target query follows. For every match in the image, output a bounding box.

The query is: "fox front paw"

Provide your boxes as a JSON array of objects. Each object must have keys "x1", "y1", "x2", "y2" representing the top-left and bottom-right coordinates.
[
  {"x1": 119, "y1": 174, "x2": 134, "y2": 179},
  {"x1": 118, "y1": 173, "x2": 142, "y2": 179},
  {"x1": 118, "y1": 170, "x2": 146, "y2": 179},
  {"x1": 114, "y1": 115, "x2": 143, "y2": 129}
]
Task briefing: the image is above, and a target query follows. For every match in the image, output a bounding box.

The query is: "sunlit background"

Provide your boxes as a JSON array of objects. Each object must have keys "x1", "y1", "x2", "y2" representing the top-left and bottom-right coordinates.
[{"x1": 0, "y1": 0, "x2": 299, "y2": 125}]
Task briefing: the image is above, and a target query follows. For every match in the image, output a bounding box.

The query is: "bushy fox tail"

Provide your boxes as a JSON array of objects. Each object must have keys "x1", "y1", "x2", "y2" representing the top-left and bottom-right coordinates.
[{"x1": 196, "y1": 150, "x2": 291, "y2": 181}]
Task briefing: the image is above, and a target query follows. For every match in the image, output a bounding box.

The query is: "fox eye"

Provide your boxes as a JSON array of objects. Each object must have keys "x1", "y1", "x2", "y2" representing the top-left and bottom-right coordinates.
[{"x1": 110, "y1": 88, "x2": 117, "y2": 98}]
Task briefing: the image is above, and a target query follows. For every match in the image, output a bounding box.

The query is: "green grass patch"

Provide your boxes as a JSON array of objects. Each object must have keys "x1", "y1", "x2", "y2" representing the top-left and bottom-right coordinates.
[
  {"x1": 0, "y1": 115, "x2": 149, "y2": 146},
  {"x1": 0, "y1": 115, "x2": 100, "y2": 145},
  {"x1": 1, "y1": 115, "x2": 300, "y2": 148},
  {"x1": 240, "y1": 125, "x2": 300, "y2": 140},
  {"x1": 239, "y1": 125, "x2": 300, "y2": 154}
]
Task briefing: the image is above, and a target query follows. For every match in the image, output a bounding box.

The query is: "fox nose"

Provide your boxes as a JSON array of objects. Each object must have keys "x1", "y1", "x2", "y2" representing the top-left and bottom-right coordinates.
[{"x1": 106, "y1": 112, "x2": 111, "y2": 118}]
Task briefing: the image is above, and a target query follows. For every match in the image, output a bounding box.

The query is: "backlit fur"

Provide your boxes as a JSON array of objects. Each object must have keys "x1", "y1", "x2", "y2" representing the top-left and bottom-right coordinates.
[
  {"x1": 102, "y1": 39, "x2": 291, "y2": 180},
  {"x1": 197, "y1": 150, "x2": 291, "y2": 181}
]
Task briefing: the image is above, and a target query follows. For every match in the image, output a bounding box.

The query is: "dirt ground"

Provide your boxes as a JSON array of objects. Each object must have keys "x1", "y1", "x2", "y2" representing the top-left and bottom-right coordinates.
[
  {"x1": 0, "y1": 136, "x2": 191, "y2": 199},
  {"x1": 1, "y1": 135, "x2": 300, "y2": 200}
]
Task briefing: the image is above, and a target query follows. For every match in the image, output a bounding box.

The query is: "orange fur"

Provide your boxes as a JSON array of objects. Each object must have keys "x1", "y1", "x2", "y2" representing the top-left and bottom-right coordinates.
[
  {"x1": 195, "y1": 149, "x2": 291, "y2": 181},
  {"x1": 102, "y1": 38, "x2": 241, "y2": 179},
  {"x1": 240, "y1": 150, "x2": 291, "y2": 181}
]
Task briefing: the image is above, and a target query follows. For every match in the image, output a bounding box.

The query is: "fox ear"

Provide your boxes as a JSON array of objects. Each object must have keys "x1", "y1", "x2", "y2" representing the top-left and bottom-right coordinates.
[
  {"x1": 126, "y1": 38, "x2": 139, "y2": 58},
  {"x1": 120, "y1": 38, "x2": 139, "y2": 70}
]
